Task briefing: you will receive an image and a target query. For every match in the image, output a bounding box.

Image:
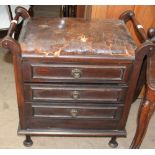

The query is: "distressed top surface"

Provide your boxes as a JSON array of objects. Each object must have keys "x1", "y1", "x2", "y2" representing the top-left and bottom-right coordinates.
[{"x1": 19, "y1": 17, "x2": 136, "y2": 58}]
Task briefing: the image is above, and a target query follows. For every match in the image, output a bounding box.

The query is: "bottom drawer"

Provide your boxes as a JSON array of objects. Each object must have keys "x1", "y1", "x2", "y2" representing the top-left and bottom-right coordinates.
[
  {"x1": 33, "y1": 105, "x2": 121, "y2": 119},
  {"x1": 25, "y1": 103, "x2": 123, "y2": 130}
]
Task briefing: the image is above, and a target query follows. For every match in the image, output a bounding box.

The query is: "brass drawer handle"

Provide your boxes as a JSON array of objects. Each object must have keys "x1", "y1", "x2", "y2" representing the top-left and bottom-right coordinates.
[
  {"x1": 72, "y1": 90, "x2": 80, "y2": 100},
  {"x1": 70, "y1": 109, "x2": 78, "y2": 118},
  {"x1": 71, "y1": 68, "x2": 82, "y2": 79}
]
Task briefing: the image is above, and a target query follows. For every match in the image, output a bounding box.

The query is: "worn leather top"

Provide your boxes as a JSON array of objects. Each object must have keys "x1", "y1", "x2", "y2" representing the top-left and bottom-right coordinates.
[{"x1": 19, "y1": 17, "x2": 136, "y2": 58}]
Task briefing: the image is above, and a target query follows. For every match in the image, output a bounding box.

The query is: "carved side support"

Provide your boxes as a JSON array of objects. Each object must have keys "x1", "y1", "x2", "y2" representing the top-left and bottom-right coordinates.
[
  {"x1": 130, "y1": 86, "x2": 155, "y2": 148},
  {"x1": 119, "y1": 11, "x2": 155, "y2": 148},
  {"x1": 1, "y1": 6, "x2": 30, "y2": 74},
  {"x1": 1, "y1": 6, "x2": 30, "y2": 53},
  {"x1": 1, "y1": 36, "x2": 21, "y2": 56},
  {"x1": 119, "y1": 10, "x2": 148, "y2": 43},
  {"x1": 15, "y1": 6, "x2": 30, "y2": 19},
  {"x1": 7, "y1": 6, "x2": 30, "y2": 37},
  {"x1": 1, "y1": 36, "x2": 27, "y2": 129},
  {"x1": 1, "y1": 6, "x2": 30, "y2": 129},
  {"x1": 119, "y1": 42, "x2": 155, "y2": 127}
]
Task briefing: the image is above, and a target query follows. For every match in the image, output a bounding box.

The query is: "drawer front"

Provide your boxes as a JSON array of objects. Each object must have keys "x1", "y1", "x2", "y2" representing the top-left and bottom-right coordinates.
[
  {"x1": 25, "y1": 103, "x2": 123, "y2": 130},
  {"x1": 33, "y1": 105, "x2": 122, "y2": 119},
  {"x1": 24, "y1": 84, "x2": 127, "y2": 103},
  {"x1": 22, "y1": 63, "x2": 132, "y2": 83}
]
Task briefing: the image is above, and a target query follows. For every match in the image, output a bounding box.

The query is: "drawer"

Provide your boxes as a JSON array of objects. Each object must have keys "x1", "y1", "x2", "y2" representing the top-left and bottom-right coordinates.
[
  {"x1": 25, "y1": 103, "x2": 123, "y2": 130},
  {"x1": 22, "y1": 63, "x2": 132, "y2": 83},
  {"x1": 32, "y1": 104, "x2": 123, "y2": 120},
  {"x1": 24, "y1": 84, "x2": 127, "y2": 103}
]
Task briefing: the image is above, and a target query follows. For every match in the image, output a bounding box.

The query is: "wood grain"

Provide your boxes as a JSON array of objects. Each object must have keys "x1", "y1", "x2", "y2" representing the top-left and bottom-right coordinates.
[
  {"x1": 91, "y1": 5, "x2": 108, "y2": 19},
  {"x1": 76, "y1": 5, "x2": 85, "y2": 18},
  {"x1": 90, "y1": 5, "x2": 155, "y2": 45},
  {"x1": 91, "y1": 5, "x2": 134, "y2": 29}
]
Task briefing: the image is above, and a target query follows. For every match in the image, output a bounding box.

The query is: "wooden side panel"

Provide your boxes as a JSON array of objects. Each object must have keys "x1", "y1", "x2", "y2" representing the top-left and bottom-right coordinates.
[
  {"x1": 106, "y1": 5, "x2": 135, "y2": 19},
  {"x1": 91, "y1": 5, "x2": 108, "y2": 19},
  {"x1": 84, "y1": 5, "x2": 92, "y2": 19},
  {"x1": 76, "y1": 5, "x2": 85, "y2": 18}
]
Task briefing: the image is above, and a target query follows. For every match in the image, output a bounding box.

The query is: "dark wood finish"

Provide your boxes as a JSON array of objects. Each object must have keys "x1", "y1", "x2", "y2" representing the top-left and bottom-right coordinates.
[
  {"x1": 32, "y1": 105, "x2": 122, "y2": 119},
  {"x1": 24, "y1": 103, "x2": 123, "y2": 130},
  {"x1": 22, "y1": 62, "x2": 132, "y2": 84},
  {"x1": 18, "y1": 127, "x2": 126, "y2": 137},
  {"x1": 24, "y1": 84, "x2": 127, "y2": 103},
  {"x1": 76, "y1": 5, "x2": 85, "y2": 18},
  {"x1": 1, "y1": 6, "x2": 30, "y2": 129},
  {"x1": 130, "y1": 54, "x2": 155, "y2": 149},
  {"x1": 118, "y1": 11, "x2": 155, "y2": 131},
  {"x1": 1, "y1": 7, "x2": 154, "y2": 148},
  {"x1": 15, "y1": 6, "x2": 33, "y2": 40},
  {"x1": 108, "y1": 136, "x2": 118, "y2": 148},
  {"x1": 23, "y1": 135, "x2": 33, "y2": 147},
  {"x1": 62, "y1": 6, "x2": 77, "y2": 17},
  {"x1": 133, "y1": 56, "x2": 147, "y2": 102},
  {"x1": 119, "y1": 10, "x2": 148, "y2": 43},
  {"x1": 19, "y1": 18, "x2": 136, "y2": 58},
  {"x1": 147, "y1": 27, "x2": 155, "y2": 39},
  {"x1": 148, "y1": 28, "x2": 155, "y2": 43}
]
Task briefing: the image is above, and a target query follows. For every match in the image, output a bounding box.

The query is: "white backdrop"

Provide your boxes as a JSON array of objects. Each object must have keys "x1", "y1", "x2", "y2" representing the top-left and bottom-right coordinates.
[
  {"x1": 0, "y1": 5, "x2": 30, "y2": 30},
  {"x1": 0, "y1": 6, "x2": 10, "y2": 29}
]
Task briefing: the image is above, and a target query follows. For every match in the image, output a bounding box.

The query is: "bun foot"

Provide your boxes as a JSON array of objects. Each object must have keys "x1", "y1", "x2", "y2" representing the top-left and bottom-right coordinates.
[
  {"x1": 23, "y1": 135, "x2": 33, "y2": 147},
  {"x1": 108, "y1": 137, "x2": 118, "y2": 148}
]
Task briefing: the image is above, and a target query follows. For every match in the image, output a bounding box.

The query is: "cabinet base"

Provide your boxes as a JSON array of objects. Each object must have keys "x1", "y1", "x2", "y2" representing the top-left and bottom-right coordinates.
[{"x1": 18, "y1": 126, "x2": 126, "y2": 137}]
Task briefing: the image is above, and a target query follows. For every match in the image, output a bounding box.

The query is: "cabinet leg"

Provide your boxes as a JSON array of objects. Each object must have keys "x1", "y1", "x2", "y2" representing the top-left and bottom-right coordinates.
[
  {"x1": 108, "y1": 136, "x2": 118, "y2": 148},
  {"x1": 23, "y1": 135, "x2": 33, "y2": 147},
  {"x1": 130, "y1": 99, "x2": 155, "y2": 149}
]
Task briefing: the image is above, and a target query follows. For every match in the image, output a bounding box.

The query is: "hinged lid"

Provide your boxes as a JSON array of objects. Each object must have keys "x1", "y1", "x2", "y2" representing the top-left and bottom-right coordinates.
[{"x1": 19, "y1": 17, "x2": 136, "y2": 59}]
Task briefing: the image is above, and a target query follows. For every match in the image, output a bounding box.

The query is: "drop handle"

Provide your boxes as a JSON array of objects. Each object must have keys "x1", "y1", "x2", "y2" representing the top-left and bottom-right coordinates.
[
  {"x1": 71, "y1": 68, "x2": 82, "y2": 79},
  {"x1": 72, "y1": 90, "x2": 80, "y2": 100},
  {"x1": 70, "y1": 109, "x2": 78, "y2": 118}
]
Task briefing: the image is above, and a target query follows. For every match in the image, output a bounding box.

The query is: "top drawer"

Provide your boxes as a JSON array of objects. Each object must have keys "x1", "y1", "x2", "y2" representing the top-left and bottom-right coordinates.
[{"x1": 22, "y1": 62, "x2": 132, "y2": 83}]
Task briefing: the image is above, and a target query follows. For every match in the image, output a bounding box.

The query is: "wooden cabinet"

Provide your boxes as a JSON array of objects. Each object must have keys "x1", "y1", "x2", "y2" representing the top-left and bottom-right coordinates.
[{"x1": 2, "y1": 6, "x2": 155, "y2": 148}]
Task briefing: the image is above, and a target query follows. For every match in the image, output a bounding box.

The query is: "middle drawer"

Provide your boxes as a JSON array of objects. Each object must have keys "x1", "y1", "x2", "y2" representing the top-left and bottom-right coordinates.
[{"x1": 24, "y1": 84, "x2": 127, "y2": 103}]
